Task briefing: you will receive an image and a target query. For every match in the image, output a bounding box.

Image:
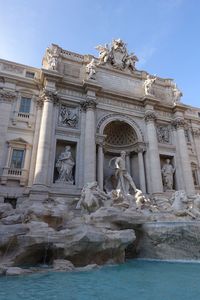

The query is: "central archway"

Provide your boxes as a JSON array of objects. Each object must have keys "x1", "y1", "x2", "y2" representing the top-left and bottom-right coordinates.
[
  {"x1": 102, "y1": 120, "x2": 140, "y2": 192},
  {"x1": 104, "y1": 120, "x2": 138, "y2": 152}
]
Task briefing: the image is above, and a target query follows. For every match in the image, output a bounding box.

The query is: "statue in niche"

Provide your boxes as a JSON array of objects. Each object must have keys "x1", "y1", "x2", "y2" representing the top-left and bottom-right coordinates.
[
  {"x1": 161, "y1": 159, "x2": 175, "y2": 191},
  {"x1": 113, "y1": 151, "x2": 137, "y2": 195},
  {"x1": 86, "y1": 58, "x2": 96, "y2": 80},
  {"x1": 172, "y1": 83, "x2": 182, "y2": 105},
  {"x1": 56, "y1": 146, "x2": 75, "y2": 184},
  {"x1": 157, "y1": 126, "x2": 170, "y2": 144},
  {"x1": 143, "y1": 75, "x2": 156, "y2": 96},
  {"x1": 58, "y1": 105, "x2": 78, "y2": 128}
]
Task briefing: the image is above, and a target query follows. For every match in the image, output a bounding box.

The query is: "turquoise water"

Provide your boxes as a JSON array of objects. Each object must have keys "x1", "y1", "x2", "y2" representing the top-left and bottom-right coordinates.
[{"x1": 0, "y1": 260, "x2": 200, "y2": 300}]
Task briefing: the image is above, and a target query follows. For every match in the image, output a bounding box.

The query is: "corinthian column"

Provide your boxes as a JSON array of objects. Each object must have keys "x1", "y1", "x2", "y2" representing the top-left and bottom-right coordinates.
[
  {"x1": 145, "y1": 110, "x2": 163, "y2": 194},
  {"x1": 82, "y1": 98, "x2": 97, "y2": 184},
  {"x1": 172, "y1": 117, "x2": 195, "y2": 195},
  {"x1": 135, "y1": 144, "x2": 146, "y2": 193},
  {"x1": 28, "y1": 99, "x2": 43, "y2": 186},
  {"x1": 0, "y1": 90, "x2": 16, "y2": 176},
  {"x1": 192, "y1": 129, "x2": 200, "y2": 166},
  {"x1": 96, "y1": 135, "x2": 106, "y2": 190},
  {"x1": 33, "y1": 89, "x2": 59, "y2": 188}
]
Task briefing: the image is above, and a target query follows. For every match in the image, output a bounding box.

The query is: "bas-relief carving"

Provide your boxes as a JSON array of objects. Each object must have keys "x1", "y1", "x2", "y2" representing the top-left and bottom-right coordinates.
[
  {"x1": 55, "y1": 146, "x2": 75, "y2": 184},
  {"x1": 157, "y1": 125, "x2": 171, "y2": 144},
  {"x1": 95, "y1": 39, "x2": 138, "y2": 72},
  {"x1": 0, "y1": 90, "x2": 16, "y2": 103},
  {"x1": 58, "y1": 105, "x2": 79, "y2": 128}
]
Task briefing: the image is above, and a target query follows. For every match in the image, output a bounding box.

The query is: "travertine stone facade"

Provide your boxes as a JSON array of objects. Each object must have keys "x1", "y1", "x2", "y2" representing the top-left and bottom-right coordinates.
[{"x1": 0, "y1": 40, "x2": 200, "y2": 203}]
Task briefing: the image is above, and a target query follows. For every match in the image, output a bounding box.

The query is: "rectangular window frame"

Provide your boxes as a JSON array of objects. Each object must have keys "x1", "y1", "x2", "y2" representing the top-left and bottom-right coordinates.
[
  {"x1": 19, "y1": 97, "x2": 31, "y2": 114},
  {"x1": 10, "y1": 149, "x2": 25, "y2": 169}
]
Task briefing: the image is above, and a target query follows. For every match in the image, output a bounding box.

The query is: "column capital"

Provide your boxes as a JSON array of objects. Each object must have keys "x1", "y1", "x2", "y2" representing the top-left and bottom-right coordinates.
[
  {"x1": 133, "y1": 142, "x2": 146, "y2": 153},
  {"x1": 0, "y1": 89, "x2": 16, "y2": 103},
  {"x1": 192, "y1": 128, "x2": 200, "y2": 137},
  {"x1": 96, "y1": 134, "x2": 107, "y2": 147},
  {"x1": 39, "y1": 89, "x2": 59, "y2": 105},
  {"x1": 81, "y1": 99, "x2": 97, "y2": 111},
  {"x1": 144, "y1": 110, "x2": 157, "y2": 123},
  {"x1": 171, "y1": 117, "x2": 185, "y2": 129}
]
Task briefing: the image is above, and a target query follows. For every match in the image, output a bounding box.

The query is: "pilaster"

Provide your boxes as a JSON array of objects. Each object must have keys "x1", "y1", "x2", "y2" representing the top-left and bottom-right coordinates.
[
  {"x1": 172, "y1": 116, "x2": 195, "y2": 195},
  {"x1": 33, "y1": 89, "x2": 59, "y2": 190},
  {"x1": 144, "y1": 109, "x2": 163, "y2": 194}
]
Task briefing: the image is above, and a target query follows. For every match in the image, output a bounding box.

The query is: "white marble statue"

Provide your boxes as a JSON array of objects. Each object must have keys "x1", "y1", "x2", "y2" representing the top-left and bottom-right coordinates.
[
  {"x1": 114, "y1": 151, "x2": 137, "y2": 195},
  {"x1": 161, "y1": 159, "x2": 175, "y2": 191},
  {"x1": 56, "y1": 146, "x2": 75, "y2": 184},
  {"x1": 171, "y1": 190, "x2": 195, "y2": 218},
  {"x1": 143, "y1": 75, "x2": 156, "y2": 96},
  {"x1": 172, "y1": 83, "x2": 183, "y2": 105},
  {"x1": 76, "y1": 181, "x2": 109, "y2": 213},
  {"x1": 125, "y1": 53, "x2": 138, "y2": 71},
  {"x1": 44, "y1": 44, "x2": 60, "y2": 71},
  {"x1": 95, "y1": 44, "x2": 110, "y2": 65},
  {"x1": 95, "y1": 39, "x2": 138, "y2": 71},
  {"x1": 86, "y1": 58, "x2": 96, "y2": 80}
]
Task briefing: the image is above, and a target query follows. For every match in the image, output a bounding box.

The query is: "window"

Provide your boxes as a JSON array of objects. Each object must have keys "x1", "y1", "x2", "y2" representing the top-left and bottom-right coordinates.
[
  {"x1": 10, "y1": 149, "x2": 24, "y2": 169},
  {"x1": 25, "y1": 71, "x2": 35, "y2": 79},
  {"x1": 198, "y1": 112, "x2": 200, "y2": 118},
  {"x1": 19, "y1": 97, "x2": 31, "y2": 113}
]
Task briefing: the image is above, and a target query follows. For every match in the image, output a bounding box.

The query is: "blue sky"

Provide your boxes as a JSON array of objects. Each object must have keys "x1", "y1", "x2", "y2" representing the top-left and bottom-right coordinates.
[{"x1": 0, "y1": 0, "x2": 199, "y2": 107}]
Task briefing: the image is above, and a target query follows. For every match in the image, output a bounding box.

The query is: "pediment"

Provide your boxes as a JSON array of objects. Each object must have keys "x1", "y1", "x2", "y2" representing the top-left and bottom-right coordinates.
[{"x1": 7, "y1": 138, "x2": 29, "y2": 145}]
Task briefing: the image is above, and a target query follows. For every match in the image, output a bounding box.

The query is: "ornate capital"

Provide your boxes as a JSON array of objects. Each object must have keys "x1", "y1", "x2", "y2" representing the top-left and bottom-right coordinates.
[
  {"x1": 96, "y1": 134, "x2": 106, "y2": 147},
  {"x1": 133, "y1": 142, "x2": 146, "y2": 153},
  {"x1": 40, "y1": 89, "x2": 59, "y2": 105},
  {"x1": 0, "y1": 89, "x2": 16, "y2": 103},
  {"x1": 81, "y1": 99, "x2": 97, "y2": 111},
  {"x1": 192, "y1": 128, "x2": 200, "y2": 138},
  {"x1": 144, "y1": 110, "x2": 157, "y2": 122},
  {"x1": 171, "y1": 118, "x2": 185, "y2": 129}
]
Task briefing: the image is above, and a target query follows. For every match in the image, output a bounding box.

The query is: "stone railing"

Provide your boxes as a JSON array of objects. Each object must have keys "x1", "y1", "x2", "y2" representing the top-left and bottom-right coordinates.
[
  {"x1": 11, "y1": 111, "x2": 34, "y2": 127},
  {"x1": 17, "y1": 112, "x2": 30, "y2": 119},
  {"x1": 1, "y1": 167, "x2": 28, "y2": 186}
]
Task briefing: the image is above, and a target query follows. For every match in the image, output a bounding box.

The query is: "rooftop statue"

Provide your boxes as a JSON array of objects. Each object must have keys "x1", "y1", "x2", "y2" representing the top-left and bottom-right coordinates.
[
  {"x1": 95, "y1": 39, "x2": 138, "y2": 71},
  {"x1": 143, "y1": 74, "x2": 157, "y2": 96},
  {"x1": 86, "y1": 58, "x2": 97, "y2": 80},
  {"x1": 172, "y1": 83, "x2": 183, "y2": 105},
  {"x1": 42, "y1": 44, "x2": 61, "y2": 71}
]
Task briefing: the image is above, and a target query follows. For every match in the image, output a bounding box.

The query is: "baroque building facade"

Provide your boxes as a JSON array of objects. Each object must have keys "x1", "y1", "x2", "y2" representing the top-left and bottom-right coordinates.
[{"x1": 0, "y1": 39, "x2": 200, "y2": 205}]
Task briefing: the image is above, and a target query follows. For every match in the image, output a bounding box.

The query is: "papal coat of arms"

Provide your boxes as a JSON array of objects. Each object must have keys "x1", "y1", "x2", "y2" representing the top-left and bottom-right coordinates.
[{"x1": 95, "y1": 38, "x2": 138, "y2": 71}]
